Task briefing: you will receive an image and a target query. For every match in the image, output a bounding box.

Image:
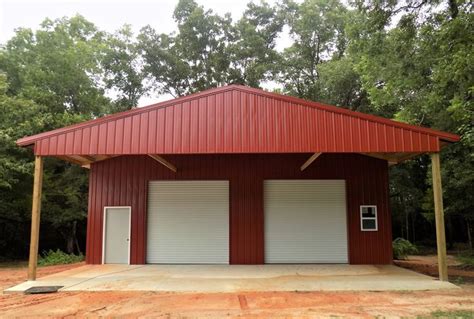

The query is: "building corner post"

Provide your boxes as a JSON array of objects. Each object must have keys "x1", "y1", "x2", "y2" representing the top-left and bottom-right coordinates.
[
  {"x1": 431, "y1": 152, "x2": 448, "y2": 282},
  {"x1": 28, "y1": 155, "x2": 44, "y2": 281}
]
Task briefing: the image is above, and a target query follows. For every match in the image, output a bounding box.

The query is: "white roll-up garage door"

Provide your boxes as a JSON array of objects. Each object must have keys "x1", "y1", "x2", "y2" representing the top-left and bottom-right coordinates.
[
  {"x1": 147, "y1": 180, "x2": 229, "y2": 264},
  {"x1": 264, "y1": 180, "x2": 348, "y2": 263}
]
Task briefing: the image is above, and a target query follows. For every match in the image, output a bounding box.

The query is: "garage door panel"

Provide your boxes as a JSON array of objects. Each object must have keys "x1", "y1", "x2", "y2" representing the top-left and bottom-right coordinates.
[
  {"x1": 147, "y1": 181, "x2": 229, "y2": 264},
  {"x1": 264, "y1": 180, "x2": 348, "y2": 263}
]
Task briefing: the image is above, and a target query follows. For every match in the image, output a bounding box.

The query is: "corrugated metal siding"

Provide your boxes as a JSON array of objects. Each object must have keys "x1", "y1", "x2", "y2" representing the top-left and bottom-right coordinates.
[
  {"x1": 25, "y1": 86, "x2": 451, "y2": 155},
  {"x1": 86, "y1": 153, "x2": 392, "y2": 265},
  {"x1": 264, "y1": 180, "x2": 348, "y2": 263},
  {"x1": 147, "y1": 181, "x2": 229, "y2": 264}
]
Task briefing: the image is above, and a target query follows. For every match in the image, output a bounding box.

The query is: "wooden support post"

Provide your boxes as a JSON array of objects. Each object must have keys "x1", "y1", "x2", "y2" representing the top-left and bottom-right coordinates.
[
  {"x1": 28, "y1": 156, "x2": 44, "y2": 281},
  {"x1": 431, "y1": 152, "x2": 448, "y2": 282}
]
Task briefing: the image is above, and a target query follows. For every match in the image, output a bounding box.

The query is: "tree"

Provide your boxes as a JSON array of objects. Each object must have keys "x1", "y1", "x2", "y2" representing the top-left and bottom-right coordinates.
[
  {"x1": 276, "y1": 0, "x2": 353, "y2": 103},
  {"x1": 316, "y1": 57, "x2": 370, "y2": 111},
  {"x1": 390, "y1": 158, "x2": 429, "y2": 242},
  {"x1": 41, "y1": 159, "x2": 88, "y2": 254},
  {"x1": 139, "y1": 0, "x2": 232, "y2": 97},
  {"x1": 0, "y1": 15, "x2": 111, "y2": 116},
  {"x1": 348, "y1": 0, "x2": 474, "y2": 247},
  {"x1": 139, "y1": 0, "x2": 285, "y2": 98},
  {"x1": 0, "y1": 74, "x2": 38, "y2": 258},
  {"x1": 0, "y1": 16, "x2": 112, "y2": 256},
  {"x1": 227, "y1": 1, "x2": 284, "y2": 87},
  {"x1": 0, "y1": 74, "x2": 88, "y2": 256},
  {"x1": 102, "y1": 25, "x2": 148, "y2": 110}
]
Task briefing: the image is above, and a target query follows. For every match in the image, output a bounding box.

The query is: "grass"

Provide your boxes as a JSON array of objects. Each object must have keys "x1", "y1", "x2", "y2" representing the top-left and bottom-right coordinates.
[
  {"x1": 457, "y1": 252, "x2": 474, "y2": 267},
  {"x1": 0, "y1": 250, "x2": 84, "y2": 268},
  {"x1": 452, "y1": 276, "x2": 465, "y2": 285},
  {"x1": 0, "y1": 261, "x2": 28, "y2": 268},
  {"x1": 422, "y1": 309, "x2": 474, "y2": 318},
  {"x1": 38, "y1": 249, "x2": 84, "y2": 266}
]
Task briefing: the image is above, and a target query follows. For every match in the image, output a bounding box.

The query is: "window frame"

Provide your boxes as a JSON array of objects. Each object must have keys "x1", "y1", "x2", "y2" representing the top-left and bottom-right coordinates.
[{"x1": 360, "y1": 205, "x2": 378, "y2": 231}]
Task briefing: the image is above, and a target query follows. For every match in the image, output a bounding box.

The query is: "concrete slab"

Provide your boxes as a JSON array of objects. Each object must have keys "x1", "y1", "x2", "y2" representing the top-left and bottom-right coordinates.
[{"x1": 4, "y1": 264, "x2": 458, "y2": 293}]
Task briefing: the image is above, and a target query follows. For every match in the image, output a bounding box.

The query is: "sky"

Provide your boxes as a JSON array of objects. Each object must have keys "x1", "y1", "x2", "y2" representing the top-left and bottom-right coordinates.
[
  {"x1": 0, "y1": 0, "x2": 257, "y2": 42},
  {"x1": 0, "y1": 0, "x2": 289, "y2": 106}
]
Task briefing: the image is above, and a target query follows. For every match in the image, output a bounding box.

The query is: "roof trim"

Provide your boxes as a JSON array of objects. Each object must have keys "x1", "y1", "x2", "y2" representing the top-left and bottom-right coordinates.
[{"x1": 17, "y1": 84, "x2": 460, "y2": 147}]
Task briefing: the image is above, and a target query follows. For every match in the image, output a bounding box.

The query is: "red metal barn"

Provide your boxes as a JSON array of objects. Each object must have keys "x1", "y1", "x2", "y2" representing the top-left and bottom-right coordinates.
[{"x1": 17, "y1": 86, "x2": 459, "y2": 277}]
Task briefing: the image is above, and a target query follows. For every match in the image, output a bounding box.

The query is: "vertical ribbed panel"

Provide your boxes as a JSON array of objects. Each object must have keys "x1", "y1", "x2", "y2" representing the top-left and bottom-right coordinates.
[
  {"x1": 86, "y1": 153, "x2": 392, "y2": 265},
  {"x1": 147, "y1": 181, "x2": 229, "y2": 264},
  {"x1": 264, "y1": 180, "x2": 348, "y2": 263},
  {"x1": 24, "y1": 86, "x2": 454, "y2": 155}
]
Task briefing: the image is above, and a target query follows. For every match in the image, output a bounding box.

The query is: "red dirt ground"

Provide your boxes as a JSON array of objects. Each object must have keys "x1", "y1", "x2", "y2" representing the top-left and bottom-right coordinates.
[
  {"x1": 0, "y1": 262, "x2": 85, "y2": 291},
  {"x1": 395, "y1": 255, "x2": 474, "y2": 282},
  {"x1": 1, "y1": 260, "x2": 474, "y2": 318}
]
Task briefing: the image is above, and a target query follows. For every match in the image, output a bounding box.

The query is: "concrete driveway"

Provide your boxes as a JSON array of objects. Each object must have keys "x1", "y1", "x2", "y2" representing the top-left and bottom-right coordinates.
[{"x1": 5, "y1": 264, "x2": 457, "y2": 293}]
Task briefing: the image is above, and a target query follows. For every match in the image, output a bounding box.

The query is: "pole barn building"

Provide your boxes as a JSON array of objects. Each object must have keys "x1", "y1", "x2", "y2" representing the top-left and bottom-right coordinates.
[{"x1": 17, "y1": 85, "x2": 459, "y2": 280}]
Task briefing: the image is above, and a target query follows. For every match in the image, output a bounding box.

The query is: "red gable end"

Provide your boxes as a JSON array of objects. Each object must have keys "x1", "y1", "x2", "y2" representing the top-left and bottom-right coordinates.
[{"x1": 17, "y1": 85, "x2": 460, "y2": 156}]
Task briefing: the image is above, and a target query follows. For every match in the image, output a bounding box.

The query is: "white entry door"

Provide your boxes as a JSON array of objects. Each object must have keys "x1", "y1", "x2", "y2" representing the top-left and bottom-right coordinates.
[
  {"x1": 147, "y1": 181, "x2": 229, "y2": 264},
  {"x1": 103, "y1": 207, "x2": 131, "y2": 264},
  {"x1": 264, "y1": 180, "x2": 348, "y2": 263}
]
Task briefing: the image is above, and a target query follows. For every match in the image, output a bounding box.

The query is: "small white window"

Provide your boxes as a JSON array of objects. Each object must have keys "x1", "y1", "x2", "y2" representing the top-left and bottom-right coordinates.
[{"x1": 360, "y1": 205, "x2": 378, "y2": 231}]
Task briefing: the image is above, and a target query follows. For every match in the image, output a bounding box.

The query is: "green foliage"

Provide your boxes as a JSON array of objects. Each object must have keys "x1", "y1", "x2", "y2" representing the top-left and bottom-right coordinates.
[
  {"x1": 139, "y1": 0, "x2": 232, "y2": 97},
  {"x1": 0, "y1": 16, "x2": 147, "y2": 259},
  {"x1": 102, "y1": 25, "x2": 147, "y2": 110},
  {"x1": 390, "y1": 158, "x2": 428, "y2": 242},
  {"x1": 227, "y1": 1, "x2": 284, "y2": 87},
  {"x1": 276, "y1": 0, "x2": 356, "y2": 105},
  {"x1": 457, "y1": 252, "x2": 474, "y2": 267},
  {"x1": 139, "y1": 0, "x2": 283, "y2": 97},
  {"x1": 453, "y1": 276, "x2": 465, "y2": 285},
  {"x1": 393, "y1": 238, "x2": 418, "y2": 260},
  {"x1": 38, "y1": 249, "x2": 84, "y2": 266},
  {"x1": 0, "y1": 74, "x2": 66, "y2": 257},
  {"x1": 348, "y1": 0, "x2": 474, "y2": 246},
  {"x1": 0, "y1": 15, "x2": 110, "y2": 116},
  {"x1": 426, "y1": 309, "x2": 474, "y2": 319}
]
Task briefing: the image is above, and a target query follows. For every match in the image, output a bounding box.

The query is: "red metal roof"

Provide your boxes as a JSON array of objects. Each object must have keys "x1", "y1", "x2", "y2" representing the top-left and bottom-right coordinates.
[{"x1": 17, "y1": 85, "x2": 460, "y2": 155}]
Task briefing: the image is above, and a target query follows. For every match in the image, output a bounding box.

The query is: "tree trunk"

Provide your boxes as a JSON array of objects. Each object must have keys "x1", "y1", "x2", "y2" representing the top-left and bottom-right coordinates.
[
  {"x1": 63, "y1": 221, "x2": 78, "y2": 254},
  {"x1": 467, "y1": 219, "x2": 473, "y2": 251},
  {"x1": 406, "y1": 210, "x2": 409, "y2": 241},
  {"x1": 399, "y1": 195, "x2": 405, "y2": 239},
  {"x1": 74, "y1": 221, "x2": 82, "y2": 255},
  {"x1": 404, "y1": 196, "x2": 409, "y2": 241},
  {"x1": 66, "y1": 235, "x2": 74, "y2": 254},
  {"x1": 448, "y1": 0, "x2": 459, "y2": 19},
  {"x1": 446, "y1": 215, "x2": 454, "y2": 250}
]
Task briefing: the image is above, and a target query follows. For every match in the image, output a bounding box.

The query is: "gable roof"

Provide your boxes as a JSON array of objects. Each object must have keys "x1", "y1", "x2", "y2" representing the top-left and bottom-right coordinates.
[{"x1": 17, "y1": 85, "x2": 459, "y2": 157}]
